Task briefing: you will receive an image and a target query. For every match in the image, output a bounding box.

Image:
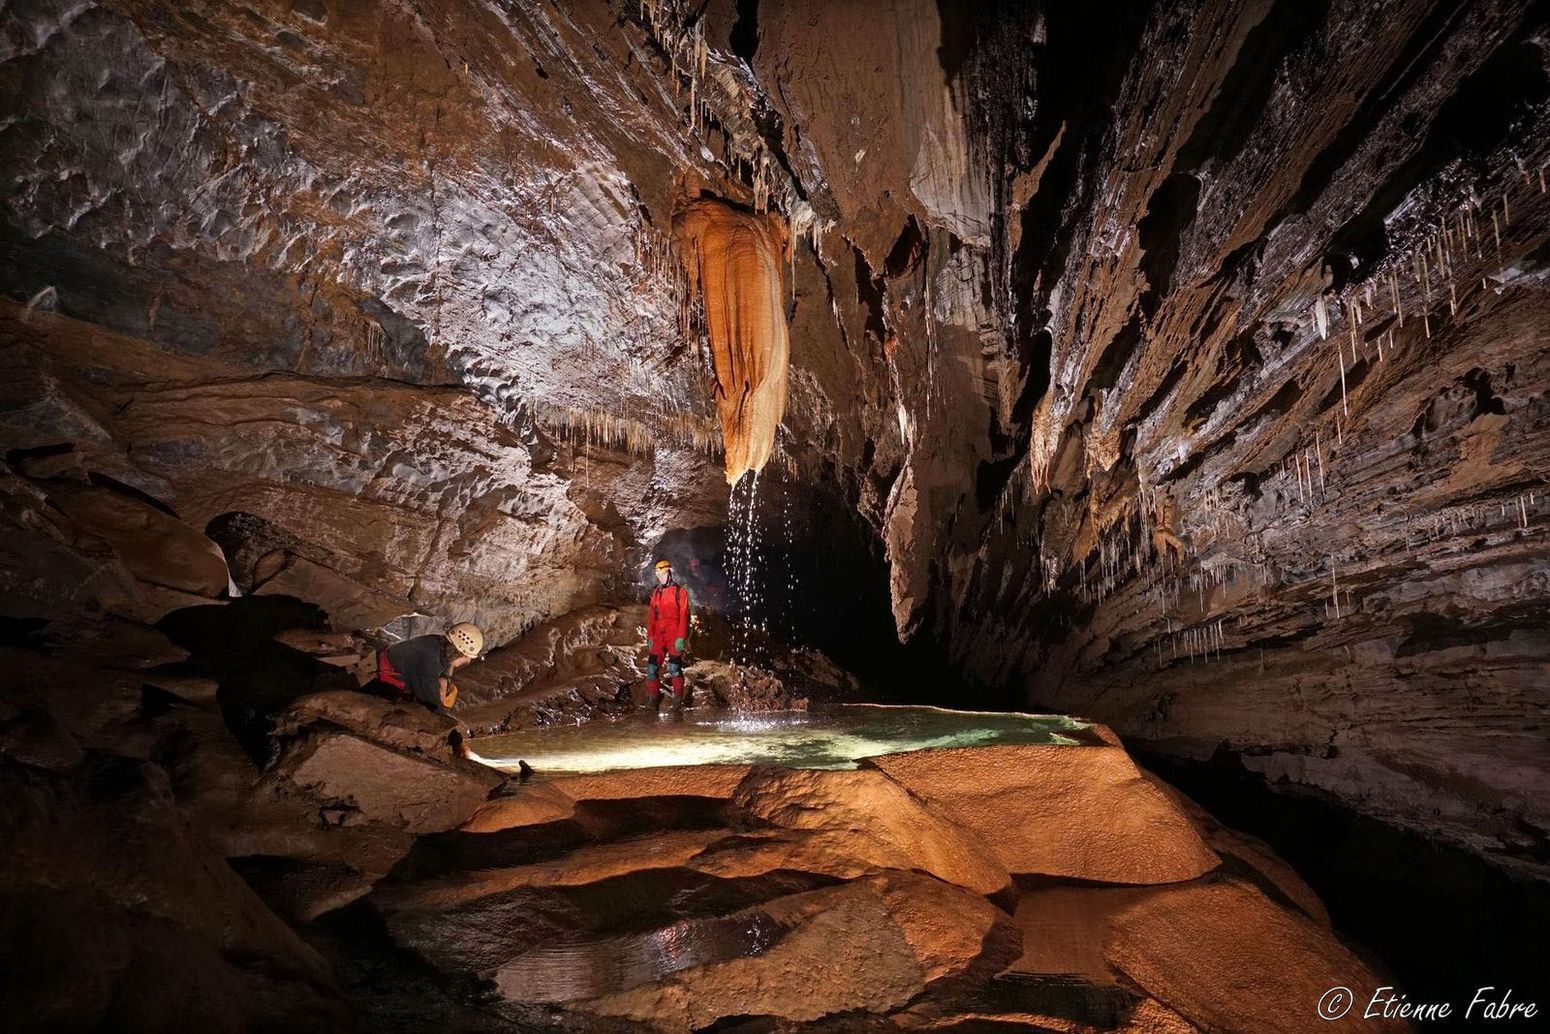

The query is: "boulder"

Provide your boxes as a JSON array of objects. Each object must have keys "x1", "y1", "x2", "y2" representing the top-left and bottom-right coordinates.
[
  {"x1": 870, "y1": 741, "x2": 1220, "y2": 884},
  {"x1": 154, "y1": 701, "x2": 420, "y2": 912},
  {"x1": 0, "y1": 706, "x2": 84, "y2": 771},
  {"x1": 43, "y1": 481, "x2": 229, "y2": 597},
  {"x1": 580, "y1": 871, "x2": 1012, "y2": 1030},
  {"x1": 272, "y1": 689, "x2": 472, "y2": 762},
  {"x1": 1006, "y1": 884, "x2": 1163, "y2": 985},
  {"x1": 141, "y1": 671, "x2": 221, "y2": 707},
  {"x1": 731, "y1": 766, "x2": 1012, "y2": 895},
  {"x1": 1105, "y1": 879, "x2": 1408, "y2": 1034},
  {"x1": 0, "y1": 647, "x2": 145, "y2": 751},
  {"x1": 1143, "y1": 771, "x2": 1332, "y2": 926},
  {"x1": 455, "y1": 604, "x2": 643, "y2": 705},
  {"x1": 0, "y1": 498, "x2": 141, "y2": 620},
  {"x1": 227, "y1": 855, "x2": 380, "y2": 925},
  {"x1": 372, "y1": 828, "x2": 733, "y2": 913},
  {"x1": 254, "y1": 556, "x2": 409, "y2": 633},
  {"x1": 262, "y1": 691, "x2": 505, "y2": 835},
  {"x1": 39, "y1": 614, "x2": 188, "y2": 671},
  {"x1": 545, "y1": 764, "x2": 752, "y2": 804},
  {"x1": 576, "y1": 882, "x2": 920, "y2": 1029},
  {"x1": 687, "y1": 659, "x2": 809, "y2": 711},
  {"x1": 266, "y1": 730, "x2": 499, "y2": 834},
  {"x1": 273, "y1": 628, "x2": 371, "y2": 670},
  {"x1": 460, "y1": 781, "x2": 581, "y2": 831}
]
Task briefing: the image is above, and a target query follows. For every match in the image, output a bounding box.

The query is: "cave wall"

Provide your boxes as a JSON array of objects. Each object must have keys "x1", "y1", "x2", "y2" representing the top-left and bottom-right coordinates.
[
  {"x1": 914, "y1": 0, "x2": 1550, "y2": 876},
  {"x1": 3, "y1": 0, "x2": 1549, "y2": 879}
]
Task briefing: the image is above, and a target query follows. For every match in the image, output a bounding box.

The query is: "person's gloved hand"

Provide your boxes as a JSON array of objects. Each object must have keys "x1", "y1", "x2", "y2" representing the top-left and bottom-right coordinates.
[{"x1": 673, "y1": 637, "x2": 687, "y2": 654}]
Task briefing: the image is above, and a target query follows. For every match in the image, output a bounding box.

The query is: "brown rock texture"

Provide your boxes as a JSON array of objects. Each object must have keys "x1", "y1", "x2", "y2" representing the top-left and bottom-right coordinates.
[
  {"x1": 261, "y1": 690, "x2": 504, "y2": 834},
  {"x1": 349, "y1": 741, "x2": 1395, "y2": 1031},
  {"x1": 7, "y1": 0, "x2": 1542, "y2": 882},
  {"x1": 871, "y1": 742, "x2": 1221, "y2": 884},
  {"x1": 732, "y1": 765, "x2": 1013, "y2": 895},
  {"x1": 1105, "y1": 880, "x2": 1409, "y2": 1034},
  {"x1": 0, "y1": 755, "x2": 349, "y2": 1031}
]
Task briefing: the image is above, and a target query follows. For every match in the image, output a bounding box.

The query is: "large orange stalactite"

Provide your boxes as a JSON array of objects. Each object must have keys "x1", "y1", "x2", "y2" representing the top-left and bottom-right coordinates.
[{"x1": 672, "y1": 198, "x2": 791, "y2": 484}]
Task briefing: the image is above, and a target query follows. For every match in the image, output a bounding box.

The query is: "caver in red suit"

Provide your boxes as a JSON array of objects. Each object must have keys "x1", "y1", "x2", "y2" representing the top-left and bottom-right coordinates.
[{"x1": 645, "y1": 558, "x2": 691, "y2": 708}]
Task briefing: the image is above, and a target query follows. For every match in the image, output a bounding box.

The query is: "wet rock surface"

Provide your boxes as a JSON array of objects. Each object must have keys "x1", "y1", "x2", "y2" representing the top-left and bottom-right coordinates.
[
  {"x1": 343, "y1": 743, "x2": 1397, "y2": 1031},
  {"x1": 871, "y1": 742, "x2": 1220, "y2": 884}
]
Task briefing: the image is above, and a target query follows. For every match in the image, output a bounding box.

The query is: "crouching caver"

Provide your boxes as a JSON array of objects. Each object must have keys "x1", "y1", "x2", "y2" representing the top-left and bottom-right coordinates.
[
  {"x1": 645, "y1": 558, "x2": 691, "y2": 712},
  {"x1": 375, "y1": 622, "x2": 484, "y2": 715}
]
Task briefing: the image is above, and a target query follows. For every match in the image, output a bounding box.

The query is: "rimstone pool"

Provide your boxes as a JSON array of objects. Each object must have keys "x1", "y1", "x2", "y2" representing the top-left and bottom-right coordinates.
[{"x1": 469, "y1": 703, "x2": 1097, "y2": 774}]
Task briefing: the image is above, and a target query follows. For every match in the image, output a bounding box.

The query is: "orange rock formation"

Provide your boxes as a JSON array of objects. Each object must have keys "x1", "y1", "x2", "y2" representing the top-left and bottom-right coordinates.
[{"x1": 672, "y1": 199, "x2": 790, "y2": 484}]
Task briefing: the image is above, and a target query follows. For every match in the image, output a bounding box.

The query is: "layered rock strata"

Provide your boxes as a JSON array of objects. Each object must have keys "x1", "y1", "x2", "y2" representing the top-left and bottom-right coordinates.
[{"x1": 358, "y1": 734, "x2": 1401, "y2": 1033}]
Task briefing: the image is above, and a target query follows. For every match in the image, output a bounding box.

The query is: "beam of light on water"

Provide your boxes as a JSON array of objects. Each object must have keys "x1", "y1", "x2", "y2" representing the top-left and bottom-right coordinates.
[{"x1": 472, "y1": 703, "x2": 1091, "y2": 774}]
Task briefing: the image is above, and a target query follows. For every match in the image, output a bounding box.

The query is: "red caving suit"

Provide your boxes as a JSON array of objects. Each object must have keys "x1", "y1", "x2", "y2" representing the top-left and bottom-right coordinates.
[{"x1": 646, "y1": 579, "x2": 691, "y2": 699}]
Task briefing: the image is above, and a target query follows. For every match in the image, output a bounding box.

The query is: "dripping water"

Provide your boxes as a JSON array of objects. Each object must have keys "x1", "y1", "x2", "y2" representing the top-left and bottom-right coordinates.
[{"x1": 726, "y1": 468, "x2": 764, "y2": 665}]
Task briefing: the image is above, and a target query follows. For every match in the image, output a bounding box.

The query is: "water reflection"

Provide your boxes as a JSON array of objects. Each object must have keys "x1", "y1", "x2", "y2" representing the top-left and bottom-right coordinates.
[
  {"x1": 472, "y1": 703, "x2": 1090, "y2": 774},
  {"x1": 494, "y1": 911, "x2": 784, "y2": 1002}
]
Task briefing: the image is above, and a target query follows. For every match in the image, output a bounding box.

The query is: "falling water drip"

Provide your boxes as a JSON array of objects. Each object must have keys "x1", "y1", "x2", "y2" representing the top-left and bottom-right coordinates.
[{"x1": 726, "y1": 468, "x2": 765, "y2": 666}]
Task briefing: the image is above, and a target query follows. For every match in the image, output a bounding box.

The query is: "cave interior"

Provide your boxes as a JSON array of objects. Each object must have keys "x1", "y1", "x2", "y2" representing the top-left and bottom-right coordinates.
[{"x1": 1, "y1": 0, "x2": 1548, "y2": 1030}]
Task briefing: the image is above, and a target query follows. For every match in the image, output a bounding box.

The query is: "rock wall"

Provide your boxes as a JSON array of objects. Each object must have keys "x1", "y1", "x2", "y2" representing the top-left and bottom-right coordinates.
[{"x1": 916, "y1": 0, "x2": 1550, "y2": 880}]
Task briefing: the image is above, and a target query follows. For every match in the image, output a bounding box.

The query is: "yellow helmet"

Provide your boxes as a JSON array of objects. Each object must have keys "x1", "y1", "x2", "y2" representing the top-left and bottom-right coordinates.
[
  {"x1": 446, "y1": 622, "x2": 484, "y2": 658},
  {"x1": 654, "y1": 559, "x2": 673, "y2": 572}
]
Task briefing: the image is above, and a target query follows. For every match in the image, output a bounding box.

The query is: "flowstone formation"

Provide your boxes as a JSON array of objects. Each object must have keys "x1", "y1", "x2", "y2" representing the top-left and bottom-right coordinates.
[{"x1": 672, "y1": 198, "x2": 792, "y2": 483}]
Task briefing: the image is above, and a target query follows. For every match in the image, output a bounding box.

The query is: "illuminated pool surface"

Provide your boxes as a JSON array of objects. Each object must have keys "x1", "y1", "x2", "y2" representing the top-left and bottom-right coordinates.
[{"x1": 469, "y1": 703, "x2": 1094, "y2": 775}]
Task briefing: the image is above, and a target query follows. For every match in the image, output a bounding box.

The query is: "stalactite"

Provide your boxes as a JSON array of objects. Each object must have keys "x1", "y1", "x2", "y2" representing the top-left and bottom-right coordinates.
[
  {"x1": 673, "y1": 198, "x2": 791, "y2": 484},
  {"x1": 533, "y1": 401, "x2": 721, "y2": 459},
  {"x1": 1338, "y1": 339, "x2": 1349, "y2": 418}
]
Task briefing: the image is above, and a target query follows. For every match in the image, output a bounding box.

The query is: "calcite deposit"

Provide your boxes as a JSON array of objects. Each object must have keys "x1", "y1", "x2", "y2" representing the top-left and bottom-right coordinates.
[{"x1": 673, "y1": 197, "x2": 792, "y2": 483}]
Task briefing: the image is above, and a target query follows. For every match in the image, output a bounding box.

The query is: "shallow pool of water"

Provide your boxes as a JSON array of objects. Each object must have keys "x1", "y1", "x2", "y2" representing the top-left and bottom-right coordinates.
[{"x1": 470, "y1": 703, "x2": 1092, "y2": 774}]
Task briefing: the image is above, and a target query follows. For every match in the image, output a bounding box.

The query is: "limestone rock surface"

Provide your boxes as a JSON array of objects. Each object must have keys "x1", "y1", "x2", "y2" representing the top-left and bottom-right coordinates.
[{"x1": 871, "y1": 742, "x2": 1221, "y2": 883}]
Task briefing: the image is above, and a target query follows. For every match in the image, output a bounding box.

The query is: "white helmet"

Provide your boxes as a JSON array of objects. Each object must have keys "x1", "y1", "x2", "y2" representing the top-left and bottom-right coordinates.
[{"x1": 446, "y1": 622, "x2": 484, "y2": 658}]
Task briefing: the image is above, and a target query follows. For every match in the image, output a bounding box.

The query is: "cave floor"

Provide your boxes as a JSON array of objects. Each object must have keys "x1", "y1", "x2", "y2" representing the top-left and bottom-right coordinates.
[{"x1": 313, "y1": 716, "x2": 1404, "y2": 1033}]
